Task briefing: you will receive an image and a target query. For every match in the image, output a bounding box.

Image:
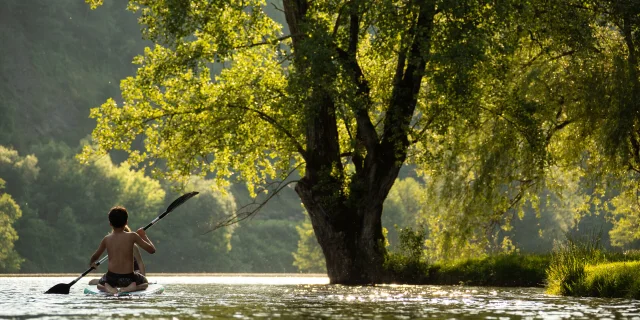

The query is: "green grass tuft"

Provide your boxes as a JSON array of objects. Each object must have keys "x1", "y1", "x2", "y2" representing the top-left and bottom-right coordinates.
[
  {"x1": 544, "y1": 233, "x2": 640, "y2": 298},
  {"x1": 581, "y1": 261, "x2": 640, "y2": 299},
  {"x1": 545, "y1": 234, "x2": 604, "y2": 296}
]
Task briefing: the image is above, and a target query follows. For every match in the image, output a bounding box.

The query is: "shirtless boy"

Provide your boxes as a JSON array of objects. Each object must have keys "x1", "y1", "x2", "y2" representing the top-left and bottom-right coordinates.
[{"x1": 89, "y1": 206, "x2": 156, "y2": 295}]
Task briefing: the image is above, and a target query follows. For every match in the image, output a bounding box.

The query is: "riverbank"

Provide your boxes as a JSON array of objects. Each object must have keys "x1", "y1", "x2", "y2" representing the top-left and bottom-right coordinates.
[
  {"x1": 0, "y1": 272, "x2": 328, "y2": 277},
  {"x1": 547, "y1": 259, "x2": 640, "y2": 299},
  {"x1": 385, "y1": 237, "x2": 640, "y2": 300},
  {"x1": 385, "y1": 253, "x2": 550, "y2": 287},
  {"x1": 5, "y1": 250, "x2": 640, "y2": 299},
  {"x1": 545, "y1": 237, "x2": 640, "y2": 299},
  {"x1": 428, "y1": 254, "x2": 549, "y2": 287}
]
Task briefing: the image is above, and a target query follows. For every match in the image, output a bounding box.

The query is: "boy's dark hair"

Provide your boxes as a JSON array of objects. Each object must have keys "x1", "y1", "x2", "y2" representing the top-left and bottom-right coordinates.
[{"x1": 108, "y1": 206, "x2": 128, "y2": 228}]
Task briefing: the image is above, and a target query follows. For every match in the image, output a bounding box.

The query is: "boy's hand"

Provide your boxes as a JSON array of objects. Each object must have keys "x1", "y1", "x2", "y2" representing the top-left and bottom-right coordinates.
[
  {"x1": 134, "y1": 228, "x2": 156, "y2": 254},
  {"x1": 136, "y1": 228, "x2": 147, "y2": 238},
  {"x1": 90, "y1": 261, "x2": 98, "y2": 269}
]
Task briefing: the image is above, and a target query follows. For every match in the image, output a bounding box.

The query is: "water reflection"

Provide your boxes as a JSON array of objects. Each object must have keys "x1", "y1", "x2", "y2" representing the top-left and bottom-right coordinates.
[{"x1": 1, "y1": 275, "x2": 639, "y2": 319}]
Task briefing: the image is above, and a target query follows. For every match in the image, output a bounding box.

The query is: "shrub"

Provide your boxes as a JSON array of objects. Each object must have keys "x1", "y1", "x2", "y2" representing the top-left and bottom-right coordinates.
[{"x1": 384, "y1": 227, "x2": 429, "y2": 283}]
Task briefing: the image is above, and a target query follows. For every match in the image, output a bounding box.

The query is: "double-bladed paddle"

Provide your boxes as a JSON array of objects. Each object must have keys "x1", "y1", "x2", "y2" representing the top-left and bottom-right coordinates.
[{"x1": 45, "y1": 191, "x2": 199, "y2": 294}]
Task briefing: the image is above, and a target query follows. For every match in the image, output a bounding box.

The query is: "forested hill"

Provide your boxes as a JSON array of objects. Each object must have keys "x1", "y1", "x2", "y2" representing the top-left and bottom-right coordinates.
[
  {"x1": 0, "y1": 0, "x2": 145, "y2": 151},
  {"x1": 0, "y1": 0, "x2": 312, "y2": 273}
]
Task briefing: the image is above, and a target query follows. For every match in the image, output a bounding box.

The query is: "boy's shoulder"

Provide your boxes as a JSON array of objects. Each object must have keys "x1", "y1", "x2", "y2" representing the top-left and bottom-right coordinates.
[
  {"x1": 125, "y1": 231, "x2": 140, "y2": 240},
  {"x1": 106, "y1": 231, "x2": 136, "y2": 239}
]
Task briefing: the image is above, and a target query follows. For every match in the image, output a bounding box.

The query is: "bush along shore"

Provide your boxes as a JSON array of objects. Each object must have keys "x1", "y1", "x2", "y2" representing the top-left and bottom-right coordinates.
[{"x1": 385, "y1": 235, "x2": 640, "y2": 298}]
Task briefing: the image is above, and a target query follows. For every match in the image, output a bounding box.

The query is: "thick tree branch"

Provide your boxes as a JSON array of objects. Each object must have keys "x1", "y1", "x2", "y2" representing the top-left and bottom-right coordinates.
[
  {"x1": 382, "y1": 0, "x2": 436, "y2": 152},
  {"x1": 348, "y1": 3, "x2": 359, "y2": 55},
  {"x1": 228, "y1": 103, "x2": 307, "y2": 159},
  {"x1": 284, "y1": 0, "x2": 344, "y2": 182},
  {"x1": 335, "y1": 48, "x2": 379, "y2": 154},
  {"x1": 282, "y1": 0, "x2": 309, "y2": 48},
  {"x1": 332, "y1": 3, "x2": 348, "y2": 38},
  {"x1": 143, "y1": 103, "x2": 307, "y2": 160},
  {"x1": 331, "y1": 1, "x2": 380, "y2": 156},
  {"x1": 622, "y1": 13, "x2": 639, "y2": 86}
]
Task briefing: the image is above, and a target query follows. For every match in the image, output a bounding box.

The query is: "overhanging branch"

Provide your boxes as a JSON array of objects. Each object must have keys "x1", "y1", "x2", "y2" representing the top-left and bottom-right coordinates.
[
  {"x1": 204, "y1": 163, "x2": 303, "y2": 232},
  {"x1": 228, "y1": 103, "x2": 307, "y2": 160},
  {"x1": 141, "y1": 102, "x2": 307, "y2": 161}
]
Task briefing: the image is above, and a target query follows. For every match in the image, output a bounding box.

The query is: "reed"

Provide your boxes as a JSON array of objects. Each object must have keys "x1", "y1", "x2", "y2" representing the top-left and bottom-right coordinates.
[{"x1": 545, "y1": 233, "x2": 604, "y2": 296}]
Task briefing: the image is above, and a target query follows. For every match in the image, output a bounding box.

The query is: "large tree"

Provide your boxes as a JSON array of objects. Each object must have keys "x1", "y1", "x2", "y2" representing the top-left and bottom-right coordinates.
[{"x1": 82, "y1": 0, "x2": 600, "y2": 283}]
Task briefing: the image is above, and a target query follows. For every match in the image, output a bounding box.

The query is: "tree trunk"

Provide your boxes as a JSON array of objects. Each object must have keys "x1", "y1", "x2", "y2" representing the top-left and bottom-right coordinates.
[
  {"x1": 295, "y1": 179, "x2": 389, "y2": 284},
  {"x1": 283, "y1": 0, "x2": 435, "y2": 284}
]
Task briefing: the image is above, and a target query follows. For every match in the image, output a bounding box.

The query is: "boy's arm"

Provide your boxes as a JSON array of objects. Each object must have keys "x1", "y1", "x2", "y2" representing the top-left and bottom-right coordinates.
[
  {"x1": 89, "y1": 238, "x2": 107, "y2": 268},
  {"x1": 134, "y1": 229, "x2": 156, "y2": 254},
  {"x1": 133, "y1": 245, "x2": 146, "y2": 275}
]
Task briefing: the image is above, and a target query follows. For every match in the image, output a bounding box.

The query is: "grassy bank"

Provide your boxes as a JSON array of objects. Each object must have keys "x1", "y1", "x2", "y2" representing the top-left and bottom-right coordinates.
[
  {"x1": 582, "y1": 262, "x2": 640, "y2": 299},
  {"x1": 385, "y1": 253, "x2": 550, "y2": 287},
  {"x1": 428, "y1": 254, "x2": 550, "y2": 287},
  {"x1": 545, "y1": 235, "x2": 640, "y2": 298},
  {"x1": 385, "y1": 235, "x2": 640, "y2": 299},
  {"x1": 547, "y1": 260, "x2": 640, "y2": 299}
]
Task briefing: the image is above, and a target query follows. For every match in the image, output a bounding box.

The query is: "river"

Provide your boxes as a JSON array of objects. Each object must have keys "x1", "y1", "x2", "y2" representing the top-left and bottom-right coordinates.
[{"x1": 1, "y1": 275, "x2": 639, "y2": 319}]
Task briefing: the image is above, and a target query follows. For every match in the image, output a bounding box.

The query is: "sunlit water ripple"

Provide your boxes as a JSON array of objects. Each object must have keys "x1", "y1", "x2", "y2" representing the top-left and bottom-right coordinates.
[{"x1": 1, "y1": 275, "x2": 640, "y2": 319}]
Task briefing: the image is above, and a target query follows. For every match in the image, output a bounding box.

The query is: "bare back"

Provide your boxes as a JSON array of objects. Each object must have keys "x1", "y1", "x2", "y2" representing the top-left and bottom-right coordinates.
[
  {"x1": 104, "y1": 231, "x2": 137, "y2": 274},
  {"x1": 90, "y1": 227, "x2": 155, "y2": 274}
]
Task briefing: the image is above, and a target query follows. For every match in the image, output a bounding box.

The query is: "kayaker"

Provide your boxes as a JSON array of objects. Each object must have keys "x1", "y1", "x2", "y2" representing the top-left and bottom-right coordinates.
[
  {"x1": 89, "y1": 206, "x2": 156, "y2": 295},
  {"x1": 88, "y1": 225, "x2": 146, "y2": 285}
]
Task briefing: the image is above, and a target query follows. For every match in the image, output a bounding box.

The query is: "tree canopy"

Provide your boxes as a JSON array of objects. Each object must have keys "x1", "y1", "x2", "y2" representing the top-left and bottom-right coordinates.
[{"x1": 81, "y1": 0, "x2": 640, "y2": 283}]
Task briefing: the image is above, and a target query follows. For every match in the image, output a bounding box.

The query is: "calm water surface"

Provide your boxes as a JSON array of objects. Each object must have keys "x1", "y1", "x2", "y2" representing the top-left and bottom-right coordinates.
[{"x1": 1, "y1": 275, "x2": 640, "y2": 319}]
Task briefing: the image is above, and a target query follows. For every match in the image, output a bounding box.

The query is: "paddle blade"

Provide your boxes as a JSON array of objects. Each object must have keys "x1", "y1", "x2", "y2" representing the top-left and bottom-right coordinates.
[
  {"x1": 164, "y1": 191, "x2": 199, "y2": 215},
  {"x1": 45, "y1": 283, "x2": 70, "y2": 294}
]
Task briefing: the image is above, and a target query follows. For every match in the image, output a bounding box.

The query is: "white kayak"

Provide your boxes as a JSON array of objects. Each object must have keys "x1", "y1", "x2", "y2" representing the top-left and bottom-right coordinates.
[{"x1": 83, "y1": 283, "x2": 165, "y2": 296}]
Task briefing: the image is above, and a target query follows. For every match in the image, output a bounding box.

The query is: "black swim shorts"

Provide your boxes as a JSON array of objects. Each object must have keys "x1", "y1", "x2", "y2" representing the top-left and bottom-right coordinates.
[{"x1": 98, "y1": 271, "x2": 148, "y2": 288}]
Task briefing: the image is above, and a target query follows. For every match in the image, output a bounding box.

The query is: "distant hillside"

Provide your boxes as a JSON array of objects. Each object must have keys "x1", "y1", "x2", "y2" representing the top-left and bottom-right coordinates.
[{"x1": 0, "y1": 0, "x2": 147, "y2": 151}]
